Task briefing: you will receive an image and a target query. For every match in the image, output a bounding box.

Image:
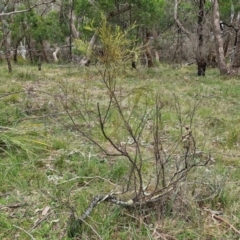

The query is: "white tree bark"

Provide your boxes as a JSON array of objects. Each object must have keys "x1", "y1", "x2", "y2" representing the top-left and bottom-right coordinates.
[
  {"x1": 79, "y1": 32, "x2": 97, "y2": 66},
  {"x1": 174, "y1": 0, "x2": 192, "y2": 39},
  {"x1": 212, "y1": 0, "x2": 229, "y2": 75},
  {"x1": 19, "y1": 41, "x2": 26, "y2": 60},
  {"x1": 152, "y1": 28, "x2": 160, "y2": 62},
  {"x1": 53, "y1": 47, "x2": 60, "y2": 62}
]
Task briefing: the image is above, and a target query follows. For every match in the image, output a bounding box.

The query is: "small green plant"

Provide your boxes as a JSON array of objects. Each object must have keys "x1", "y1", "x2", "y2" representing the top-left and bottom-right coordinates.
[
  {"x1": 73, "y1": 39, "x2": 89, "y2": 56},
  {"x1": 0, "y1": 127, "x2": 48, "y2": 157},
  {"x1": 226, "y1": 128, "x2": 240, "y2": 148},
  {"x1": 17, "y1": 70, "x2": 35, "y2": 80},
  {"x1": 2, "y1": 94, "x2": 20, "y2": 103},
  {"x1": 97, "y1": 17, "x2": 136, "y2": 66}
]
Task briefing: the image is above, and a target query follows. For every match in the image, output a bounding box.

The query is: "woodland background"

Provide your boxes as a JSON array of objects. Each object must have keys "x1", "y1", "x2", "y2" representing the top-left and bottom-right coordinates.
[
  {"x1": 1, "y1": 0, "x2": 240, "y2": 73},
  {"x1": 1, "y1": 1, "x2": 240, "y2": 240}
]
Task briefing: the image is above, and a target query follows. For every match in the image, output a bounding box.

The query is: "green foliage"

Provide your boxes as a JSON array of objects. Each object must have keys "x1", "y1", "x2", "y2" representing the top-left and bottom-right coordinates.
[
  {"x1": 73, "y1": 39, "x2": 89, "y2": 55},
  {"x1": 10, "y1": 8, "x2": 65, "y2": 48},
  {"x1": 181, "y1": 2, "x2": 192, "y2": 12},
  {"x1": 131, "y1": 0, "x2": 168, "y2": 27},
  {"x1": 226, "y1": 128, "x2": 240, "y2": 148},
  {"x1": 97, "y1": 17, "x2": 136, "y2": 66},
  {"x1": 75, "y1": 0, "x2": 170, "y2": 41},
  {"x1": 219, "y1": 0, "x2": 240, "y2": 21},
  {"x1": 45, "y1": 11, "x2": 65, "y2": 43},
  {"x1": 96, "y1": 15, "x2": 141, "y2": 70},
  {"x1": 29, "y1": 11, "x2": 63, "y2": 44},
  {"x1": 75, "y1": 0, "x2": 105, "y2": 19}
]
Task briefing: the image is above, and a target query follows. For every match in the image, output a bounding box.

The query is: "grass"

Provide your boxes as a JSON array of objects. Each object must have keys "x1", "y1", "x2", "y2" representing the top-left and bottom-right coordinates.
[{"x1": 0, "y1": 62, "x2": 240, "y2": 239}]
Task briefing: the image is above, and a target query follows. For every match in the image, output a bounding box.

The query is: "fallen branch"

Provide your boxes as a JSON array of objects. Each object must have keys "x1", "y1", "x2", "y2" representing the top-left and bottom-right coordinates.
[
  {"x1": 67, "y1": 194, "x2": 134, "y2": 237},
  {"x1": 80, "y1": 218, "x2": 103, "y2": 240},
  {"x1": 213, "y1": 214, "x2": 240, "y2": 235},
  {"x1": 67, "y1": 186, "x2": 174, "y2": 238},
  {"x1": 79, "y1": 194, "x2": 133, "y2": 223},
  {"x1": 185, "y1": 60, "x2": 197, "y2": 66},
  {"x1": 204, "y1": 208, "x2": 240, "y2": 235}
]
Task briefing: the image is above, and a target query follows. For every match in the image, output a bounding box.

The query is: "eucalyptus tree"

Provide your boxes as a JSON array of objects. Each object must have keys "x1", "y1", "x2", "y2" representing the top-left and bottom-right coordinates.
[
  {"x1": 211, "y1": 0, "x2": 240, "y2": 75},
  {"x1": 212, "y1": 0, "x2": 229, "y2": 75},
  {"x1": 218, "y1": 0, "x2": 240, "y2": 72},
  {"x1": 231, "y1": 18, "x2": 240, "y2": 70},
  {"x1": 172, "y1": 0, "x2": 234, "y2": 74},
  {"x1": 58, "y1": 0, "x2": 79, "y2": 61},
  {"x1": 27, "y1": 9, "x2": 65, "y2": 63},
  {"x1": 216, "y1": 0, "x2": 239, "y2": 59},
  {"x1": 0, "y1": 0, "x2": 56, "y2": 72},
  {"x1": 173, "y1": 0, "x2": 211, "y2": 72}
]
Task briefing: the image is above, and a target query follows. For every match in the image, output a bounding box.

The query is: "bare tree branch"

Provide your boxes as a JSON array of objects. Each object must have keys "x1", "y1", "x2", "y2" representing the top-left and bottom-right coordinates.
[
  {"x1": 174, "y1": 0, "x2": 192, "y2": 39},
  {"x1": 0, "y1": 0, "x2": 56, "y2": 17}
]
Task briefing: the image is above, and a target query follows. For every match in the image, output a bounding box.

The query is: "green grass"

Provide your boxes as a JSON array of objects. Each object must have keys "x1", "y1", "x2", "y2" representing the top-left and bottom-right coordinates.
[{"x1": 0, "y1": 63, "x2": 240, "y2": 239}]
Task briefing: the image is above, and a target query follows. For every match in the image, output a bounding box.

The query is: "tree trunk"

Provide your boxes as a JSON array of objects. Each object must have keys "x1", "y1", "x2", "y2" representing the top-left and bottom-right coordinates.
[
  {"x1": 4, "y1": 34, "x2": 12, "y2": 73},
  {"x1": 79, "y1": 32, "x2": 97, "y2": 66},
  {"x1": 212, "y1": 0, "x2": 229, "y2": 75},
  {"x1": 40, "y1": 40, "x2": 49, "y2": 63},
  {"x1": 223, "y1": 32, "x2": 231, "y2": 57},
  {"x1": 145, "y1": 32, "x2": 154, "y2": 68},
  {"x1": 154, "y1": 50, "x2": 160, "y2": 62},
  {"x1": 0, "y1": 38, "x2": 3, "y2": 47},
  {"x1": 197, "y1": 0, "x2": 204, "y2": 57},
  {"x1": 26, "y1": 37, "x2": 34, "y2": 63},
  {"x1": 53, "y1": 47, "x2": 60, "y2": 62},
  {"x1": 152, "y1": 28, "x2": 160, "y2": 62},
  {"x1": 174, "y1": 0, "x2": 192, "y2": 39},
  {"x1": 69, "y1": 0, "x2": 74, "y2": 61},
  {"x1": 231, "y1": 17, "x2": 240, "y2": 68},
  {"x1": 38, "y1": 56, "x2": 42, "y2": 71},
  {"x1": 1, "y1": 17, "x2": 12, "y2": 73},
  {"x1": 197, "y1": 0, "x2": 207, "y2": 76},
  {"x1": 13, "y1": 37, "x2": 23, "y2": 63}
]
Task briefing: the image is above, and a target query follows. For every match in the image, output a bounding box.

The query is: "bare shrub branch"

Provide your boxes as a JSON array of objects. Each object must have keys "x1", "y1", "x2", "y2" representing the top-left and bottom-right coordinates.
[{"x1": 56, "y1": 17, "x2": 211, "y2": 237}]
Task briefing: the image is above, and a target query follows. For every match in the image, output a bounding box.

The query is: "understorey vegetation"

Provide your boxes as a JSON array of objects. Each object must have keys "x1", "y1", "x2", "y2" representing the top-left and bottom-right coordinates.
[
  {"x1": 1, "y1": 63, "x2": 240, "y2": 240},
  {"x1": 2, "y1": 1, "x2": 240, "y2": 239},
  {"x1": 1, "y1": 18, "x2": 240, "y2": 240},
  {"x1": 58, "y1": 19, "x2": 213, "y2": 237}
]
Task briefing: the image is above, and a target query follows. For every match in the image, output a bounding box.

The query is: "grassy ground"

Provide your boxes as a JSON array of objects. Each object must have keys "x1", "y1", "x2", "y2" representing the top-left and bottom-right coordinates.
[{"x1": 1, "y1": 62, "x2": 240, "y2": 239}]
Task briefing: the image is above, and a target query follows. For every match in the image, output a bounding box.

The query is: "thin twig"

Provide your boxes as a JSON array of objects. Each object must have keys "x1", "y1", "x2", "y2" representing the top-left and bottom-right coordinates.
[
  {"x1": 0, "y1": 0, "x2": 56, "y2": 17},
  {"x1": 29, "y1": 212, "x2": 52, "y2": 231},
  {"x1": 203, "y1": 208, "x2": 240, "y2": 235},
  {"x1": 41, "y1": 190, "x2": 59, "y2": 202},
  {"x1": 213, "y1": 214, "x2": 240, "y2": 235},
  {"x1": 13, "y1": 225, "x2": 35, "y2": 240},
  {"x1": 57, "y1": 176, "x2": 116, "y2": 186},
  {"x1": 80, "y1": 218, "x2": 103, "y2": 240}
]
